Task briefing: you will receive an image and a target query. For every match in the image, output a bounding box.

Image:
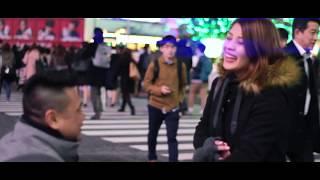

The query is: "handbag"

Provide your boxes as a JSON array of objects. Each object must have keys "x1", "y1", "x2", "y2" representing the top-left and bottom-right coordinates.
[{"x1": 129, "y1": 62, "x2": 140, "y2": 80}]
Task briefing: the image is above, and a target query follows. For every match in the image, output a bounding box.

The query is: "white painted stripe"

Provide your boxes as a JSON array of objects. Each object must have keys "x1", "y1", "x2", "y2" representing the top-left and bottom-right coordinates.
[
  {"x1": 130, "y1": 143, "x2": 194, "y2": 151},
  {"x1": 3, "y1": 113, "x2": 23, "y2": 116},
  {"x1": 84, "y1": 113, "x2": 200, "y2": 120},
  {"x1": 81, "y1": 124, "x2": 196, "y2": 129},
  {"x1": 3, "y1": 115, "x2": 200, "y2": 124},
  {"x1": 81, "y1": 129, "x2": 195, "y2": 136},
  {"x1": 162, "y1": 153, "x2": 194, "y2": 161},
  {"x1": 83, "y1": 120, "x2": 199, "y2": 124},
  {"x1": 102, "y1": 135, "x2": 193, "y2": 143}
]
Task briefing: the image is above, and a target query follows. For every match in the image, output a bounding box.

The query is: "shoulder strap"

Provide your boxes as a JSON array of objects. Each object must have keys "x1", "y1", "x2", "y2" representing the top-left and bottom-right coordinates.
[
  {"x1": 212, "y1": 77, "x2": 229, "y2": 130},
  {"x1": 177, "y1": 58, "x2": 182, "y2": 90},
  {"x1": 230, "y1": 87, "x2": 243, "y2": 136},
  {"x1": 151, "y1": 58, "x2": 159, "y2": 84},
  {"x1": 213, "y1": 78, "x2": 223, "y2": 100}
]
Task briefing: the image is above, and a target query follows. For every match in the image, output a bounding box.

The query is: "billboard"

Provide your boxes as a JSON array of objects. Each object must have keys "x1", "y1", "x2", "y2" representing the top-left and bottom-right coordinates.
[{"x1": 0, "y1": 18, "x2": 84, "y2": 47}]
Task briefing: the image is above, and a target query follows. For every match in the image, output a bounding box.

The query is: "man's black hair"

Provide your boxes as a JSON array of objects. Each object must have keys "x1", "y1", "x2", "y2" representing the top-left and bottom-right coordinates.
[
  {"x1": 71, "y1": 20, "x2": 79, "y2": 28},
  {"x1": 45, "y1": 19, "x2": 55, "y2": 28},
  {"x1": 144, "y1": 44, "x2": 150, "y2": 50},
  {"x1": 278, "y1": 28, "x2": 289, "y2": 40},
  {"x1": 292, "y1": 18, "x2": 320, "y2": 39},
  {"x1": 23, "y1": 70, "x2": 78, "y2": 123},
  {"x1": 0, "y1": 18, "x2": 5, "y2": 25}
]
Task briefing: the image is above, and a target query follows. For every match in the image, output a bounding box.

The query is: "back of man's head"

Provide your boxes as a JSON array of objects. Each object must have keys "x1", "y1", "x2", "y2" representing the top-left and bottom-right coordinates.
[
  {"x1": 278, "y1": 28, "x2": 289, "y2": 41},
  {"x1": 22, "y1": 70, "x2": 78, "y2": 125},
  {"x1": 292, "y1": 18, "x2": 320, "y2": 39}
]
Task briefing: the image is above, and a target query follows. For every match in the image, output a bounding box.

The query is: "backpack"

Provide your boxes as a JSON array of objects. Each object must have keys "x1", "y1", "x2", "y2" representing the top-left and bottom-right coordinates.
[
  {"x1": 92, "y1": 44, "x2": 112, "y2": 68},
  {"x1": 151, "y1": 58, "x2": 183, "y2": 91},
  {"x1": 150, "y1": 58, "x2": 186, "y2": 112},
  {"x1": 72, "y1": 48, "x2": 91, "y2": 72}
]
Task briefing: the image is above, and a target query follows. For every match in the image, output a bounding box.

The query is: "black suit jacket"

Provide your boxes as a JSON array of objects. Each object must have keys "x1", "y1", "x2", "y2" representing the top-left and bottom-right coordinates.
[{"x1": 284, "y1": 41, "x2": 320, "y2": 155}]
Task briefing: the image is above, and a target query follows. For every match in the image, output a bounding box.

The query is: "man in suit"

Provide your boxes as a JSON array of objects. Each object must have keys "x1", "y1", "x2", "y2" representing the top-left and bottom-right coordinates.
[{"x1": 284, "y1": 18, "x2": 320, "y2": 162}]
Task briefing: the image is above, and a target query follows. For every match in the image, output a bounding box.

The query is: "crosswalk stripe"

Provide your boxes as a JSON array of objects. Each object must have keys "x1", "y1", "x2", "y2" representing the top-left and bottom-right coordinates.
[
  {"x1": 130, "y1": 143, "x2": 194, "y2": 151},
  {"x1": 102, "y1": 135, "x2": 193, "y2": 143},
  {"x1": 162, "y1": 153, "x2": 194, "y2": 161},
  {"x1": 83, "y1": 120, "x2": 198, "y2": 124},
  {"x1": 82, "y1": 124, "x2": 197, "y2": 129},
  {"x1": 81, "y1": 129, "x2": 195, "y2": 136}
]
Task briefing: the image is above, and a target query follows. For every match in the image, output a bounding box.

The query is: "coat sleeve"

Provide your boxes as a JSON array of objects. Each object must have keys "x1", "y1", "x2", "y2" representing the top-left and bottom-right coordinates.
[
  {"x1": 224, "y1": 89, "x2": 289, "y2": 162},
  {"x1": 143, "y1": 61, "x2": 162, "y2": 96},
  {"x1": 200, "y1": 58, "x2": 212, "y2": 83},
  {"x1": 178, "y1": 63, "x2": 188, "y2": 102},
  {"x1": 193, "y1": 78, "x2": 219, "y2": 149}
]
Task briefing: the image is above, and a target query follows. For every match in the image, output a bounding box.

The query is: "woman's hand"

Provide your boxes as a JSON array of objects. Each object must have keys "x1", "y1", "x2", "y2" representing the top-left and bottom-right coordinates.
[{"x1": 214, "y1": 140, "x2": 231, "y2": 160}]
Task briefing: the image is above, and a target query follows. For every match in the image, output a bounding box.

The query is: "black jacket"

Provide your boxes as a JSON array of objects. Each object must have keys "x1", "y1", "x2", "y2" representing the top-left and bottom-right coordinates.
[
  {"x1": 283, "y1": 41, "x2": 320, "y2": 155},
  {"x1": 86, "y1": 43, "x2": 112, "y2": 88},
  {"x1": 193, "y1": 57, "x2": 301, "y2": 162},
  {"x1": 119, "y1": 55, "x2": 135, "y2": 94}
]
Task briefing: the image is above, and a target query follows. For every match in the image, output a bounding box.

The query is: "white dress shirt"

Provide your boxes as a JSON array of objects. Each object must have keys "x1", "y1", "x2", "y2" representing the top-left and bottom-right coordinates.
[{"x1": 293, "y1": 40, "x2": 311, "y2": 115}]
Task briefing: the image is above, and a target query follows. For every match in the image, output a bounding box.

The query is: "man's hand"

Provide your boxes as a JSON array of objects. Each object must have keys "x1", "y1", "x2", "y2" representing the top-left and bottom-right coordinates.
[
  {"x1": 161, "y1": 86, "x2": 172, "y2": 95},
  {"x1": 214, "y1": 140, "x2": 231, "y2": 160}
]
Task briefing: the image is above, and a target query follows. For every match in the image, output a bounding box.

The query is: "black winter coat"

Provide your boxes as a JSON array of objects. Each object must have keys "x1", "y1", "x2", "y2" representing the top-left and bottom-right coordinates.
[{"x1": 193, "y1": 57, "x2": 301, "y2": 162}]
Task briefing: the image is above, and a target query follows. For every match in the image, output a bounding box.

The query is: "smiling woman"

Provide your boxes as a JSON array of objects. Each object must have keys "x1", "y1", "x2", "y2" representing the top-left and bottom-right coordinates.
[{"x1": 193, "y1": 18, "x2": 301, "y2": 162}]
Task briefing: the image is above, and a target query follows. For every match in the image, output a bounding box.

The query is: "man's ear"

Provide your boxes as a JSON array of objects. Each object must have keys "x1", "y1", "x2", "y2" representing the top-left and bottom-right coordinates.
[
  {"x1": 294, "y1": 29, "x2": 301, "y2": 38},
  {"x1": 44, "y1": 109, "x2": 60, "y2": 130}
]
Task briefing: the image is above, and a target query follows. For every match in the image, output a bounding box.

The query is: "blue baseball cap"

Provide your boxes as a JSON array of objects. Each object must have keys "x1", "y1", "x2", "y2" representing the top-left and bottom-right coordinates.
[{"x1": 157, "y1": 35, "x2": 177, "y2": 47}]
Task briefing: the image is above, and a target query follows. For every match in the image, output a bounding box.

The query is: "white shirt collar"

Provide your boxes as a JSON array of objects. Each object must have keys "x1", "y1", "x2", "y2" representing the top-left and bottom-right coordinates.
[{"x1": 293, "y1": 40, "x2": 307, "y2": 56}]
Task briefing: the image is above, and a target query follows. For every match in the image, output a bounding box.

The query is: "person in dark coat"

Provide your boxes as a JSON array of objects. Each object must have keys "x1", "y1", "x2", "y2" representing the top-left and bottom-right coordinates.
[
  {"x1": 118, "y1": 48, "x2": 136, "y2": 115},
  {"x1": 107, "y1": 45, "x2": 123, "y2": 107},
  {"x1": 0, "y1": 43, "x2": 15, "y2": 102},
  {"x1": 193, "y1": 18, "x2": 301, "y2": 162},
  {"x1": 87, "y1": 28, "x2": 112, "y2": 119},
  {"x1": 137, "y1": 44, "x2": 150, "y2": 94},
  {"x1": 283, "y1": 18, "x2": 320, "y2": 162}
]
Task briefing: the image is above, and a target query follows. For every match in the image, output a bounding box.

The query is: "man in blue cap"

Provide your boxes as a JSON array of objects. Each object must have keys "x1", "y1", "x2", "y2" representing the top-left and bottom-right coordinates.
[{"x1": 144, "y1": 35, "x2": 187, "y2": 162}]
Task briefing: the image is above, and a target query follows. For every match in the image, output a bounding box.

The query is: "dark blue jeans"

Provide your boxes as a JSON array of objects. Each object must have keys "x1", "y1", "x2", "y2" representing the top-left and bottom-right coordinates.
[
  {"x1": 2, "y1": 80, "x2": 11, "y2": 101},
  {"x1": 148, "y1": 105, "x2": 180, "y2": 162}
]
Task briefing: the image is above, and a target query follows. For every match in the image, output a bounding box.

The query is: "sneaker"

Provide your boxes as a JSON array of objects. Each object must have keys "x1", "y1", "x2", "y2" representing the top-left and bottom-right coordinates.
[
  {"x1": 131, "y1": 107, "x2": 135, "y2": 116},
  {"x1": 90, "y1": 114, "x2": 100, "y2": 120},
  {"x1": 118, "y1": 109, "x2": 125, "y2": 112}
]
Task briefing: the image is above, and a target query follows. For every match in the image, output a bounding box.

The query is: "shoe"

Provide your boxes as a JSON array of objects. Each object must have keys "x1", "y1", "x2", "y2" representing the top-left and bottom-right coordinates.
[
  {"x1": 131, "y1": 107, "x2": 135, "y2": 116},
  {"x1": 90, "y1": 114, "x2": 100, "y2": 120},
  {"x1": 118, "y1": 107, "x2": 125, "y2": 112},
  {"x1": 110, "y1": 104, "x2": 115, "y2": 107},
  {"x1": 83, "y1": 103, "x2": 87, "y2": 108}
]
